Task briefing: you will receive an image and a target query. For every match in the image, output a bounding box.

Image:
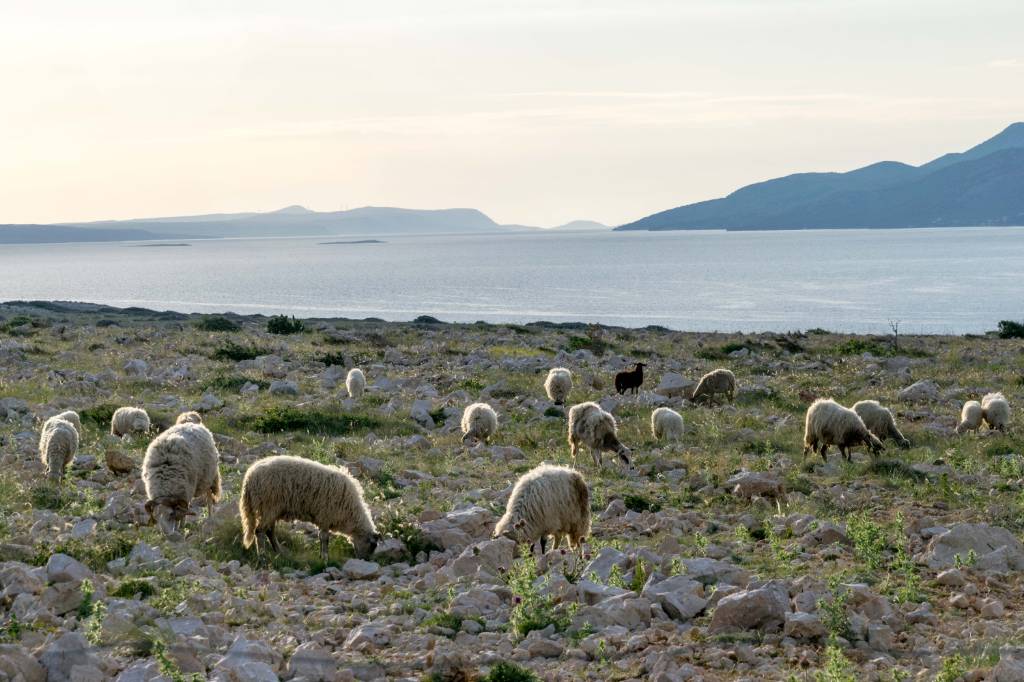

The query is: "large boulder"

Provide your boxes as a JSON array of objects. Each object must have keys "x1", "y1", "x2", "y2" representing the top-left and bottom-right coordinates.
[
  {"x1": 708, "y1": 580, "x2": 790, "y2": 634},
  {"x1": 574, "y1": 594, "x2": 653, "y2": 631},
  {"x1": 0, "y1": 644, "x2": 44, "y2": 682},
  {"x1": 678, "y1": 558, "x2": 751, "y2": 587},
  {"x1": 39, "y1": 633, "x2": 103, "y2": 682},
  {"x1": 420, "y1": 506, "x2": 495, "y2": 551},
  {"x1": 924, "y1": 524, "x2": 1024, "y2": 572},
  {"x1": 655, "y1": 373, "x2": 696, "y2": 399},
  {"x1": 898, "y1": 379, "x2": 939, "y2": 403},
  {"x1": 725, "y1": 471, "x2": 785, "y2": 500},
  {"x1": 993, "y1": 646, "x2": 1024, "y2": 682},
  {"x1": 641, "y1": 574, "x2": 707, "y2": 621}
]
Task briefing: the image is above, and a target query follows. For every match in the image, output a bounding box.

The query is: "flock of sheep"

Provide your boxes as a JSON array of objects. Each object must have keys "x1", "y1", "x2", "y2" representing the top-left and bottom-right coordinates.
[{"x1": 35, "y1": 363, "x2": 1012, "y2": 563}]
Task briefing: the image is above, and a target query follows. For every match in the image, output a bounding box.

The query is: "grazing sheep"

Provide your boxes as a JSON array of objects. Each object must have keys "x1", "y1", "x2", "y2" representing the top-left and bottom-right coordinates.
[
  {"x1": 955, "y1": 400, "x2": 984, "y2": 435},
  {"x1": 111, "y1": 406, "x2": 151, "y2": 437},
  {"x1": 852, "y1": 400, "x2": 910, "y2": 449},
  {"x1": 346, "y1": 368, "x2": 366, "y2": 399},
  {"x1": 142, "y1": 423, "x2": 221, "y2": 535},
  {"x1": 175, "y1": 411, "x2": 203, "y2": 425},
  {"x1": 568, "y1": 402, "x2": 632, "y2": 468},
  {"x1": 651, "y1": 407, "x2": 684, "y2": 441},
  {"x1": 53, "y1": 410, "x2": 82, "y2": 437},
  {"x1": 544, "y1": 368, "x2": 573, "y2": 405},
  {"x1": 461, "y1": 402, "x2": 498, "y2": 445},
  {"x1": 689, "y1": 368, "x2": 736, "y2": 405},
  {"x1": 614, "y1": 362, "x2": 646, "y2": 395},
  {"x1": 239, "y1": 455, "x2": 379, "y2": 561},
  {"x1": 982, "y1": 392, "x2": 1011, "y2": 432},
  {"x1": 39, "y1": 417, "x2": 79, "y2": 483},
  {"x1": 493, "y1": 464, "x2": 590, "y2": 554},
  {"x1": 803, "y1": 398, "x2": 884, "y2": 462}
]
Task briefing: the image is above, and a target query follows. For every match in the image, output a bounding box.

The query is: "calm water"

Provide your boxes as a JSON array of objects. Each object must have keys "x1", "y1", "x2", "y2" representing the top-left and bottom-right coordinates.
[{"x1": 2, "y1": 228, "x2": 1023, "y2": 334}]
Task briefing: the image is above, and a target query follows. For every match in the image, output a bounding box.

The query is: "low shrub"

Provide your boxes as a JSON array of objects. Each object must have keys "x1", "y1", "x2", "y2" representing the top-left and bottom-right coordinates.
[
  {"x1": 194, "y1": 316, "x2": 240, "y2": 332},
  {"x1": 267, "y1": 315, "x2": 304, "y2": 335}
]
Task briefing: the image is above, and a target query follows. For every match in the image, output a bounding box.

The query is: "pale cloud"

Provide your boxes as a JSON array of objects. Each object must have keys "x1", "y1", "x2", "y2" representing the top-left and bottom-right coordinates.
[{"x1": 989, "y1": 58, "x2": 1024, "y2": 69}]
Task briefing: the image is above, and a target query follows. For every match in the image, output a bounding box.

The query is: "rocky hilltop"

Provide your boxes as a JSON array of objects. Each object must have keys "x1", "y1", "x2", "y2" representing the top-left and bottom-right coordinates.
[{"x1": 1, "y1": 301, "x2": 1023, "y2": 680}]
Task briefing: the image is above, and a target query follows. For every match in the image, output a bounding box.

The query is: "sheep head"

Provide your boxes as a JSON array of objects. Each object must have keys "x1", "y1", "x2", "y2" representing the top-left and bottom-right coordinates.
[{"x1": 352, "y1": 531, "x2": 381, "y2": 560}]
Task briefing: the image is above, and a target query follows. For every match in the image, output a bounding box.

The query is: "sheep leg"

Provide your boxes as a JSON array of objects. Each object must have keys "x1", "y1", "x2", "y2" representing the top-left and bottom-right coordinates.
[
  {"x1": 569, "y1": 440, "x2": 579, "y2": 467},
  {"x1": 267, "y1": 524, "x2": 282, "y2": 553},
  {"x1": 539, "y1": 536, "x2": 548, "y2": 554},
  {"x1": 818, "y1": 443, "x2": 828, "y2": 462},
  {"x1": 840, "y1": 445, "x2": 850, "y2": 462},
  {"x1": 591, "y1": 448, "x2": 602, "y2": 468},
  {"x1": 319, "y1": 529, "x2": 330, "y2": 563}
]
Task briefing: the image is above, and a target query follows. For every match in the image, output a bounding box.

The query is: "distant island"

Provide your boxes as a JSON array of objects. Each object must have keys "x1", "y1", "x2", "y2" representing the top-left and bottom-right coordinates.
[
  {"x1": 617, "y1": 122, "x2": 1024, "y2": 231},
  {"x1": 1, "y1": 205, "x2": 611, "y2": 245},
  {"x1": 131, "y1": 243, "x2": 191, "y2": 248},
  {"x1": 318, "y1": 239, "x2": 386, "y2": 245}
]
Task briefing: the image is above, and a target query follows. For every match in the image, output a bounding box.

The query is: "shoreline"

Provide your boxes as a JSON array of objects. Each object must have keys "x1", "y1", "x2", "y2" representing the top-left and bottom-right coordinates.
[{"x1": 0, "y1": 299, "x2": 1003, "y2": 339}]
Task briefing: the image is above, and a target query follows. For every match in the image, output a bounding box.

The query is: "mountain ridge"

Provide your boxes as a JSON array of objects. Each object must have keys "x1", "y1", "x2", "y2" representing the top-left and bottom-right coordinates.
[{"x1": 617, "y1": 123, "x2": 1024, "y2": 231}]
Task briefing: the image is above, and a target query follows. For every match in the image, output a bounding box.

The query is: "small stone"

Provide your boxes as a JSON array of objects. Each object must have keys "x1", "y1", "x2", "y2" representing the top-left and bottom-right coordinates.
[
  {"x1": 936, "y1": 568, "x2": 966, "y2": 586},
  {"x1": 784, "y1": 612, "x2": 826, "y2": 640},
  {"x1": 950, "y1": 592, "x2": 971, "y2": 609},
  {"x1": 341, "y1": 559, "x2": 381, "y2": 581},
  {"x1": 981, "y1": 598, "x2": 1006, "y2": 618},
  {"x1": 269, "y1": 380, "x2": 299, "y2": 396}
]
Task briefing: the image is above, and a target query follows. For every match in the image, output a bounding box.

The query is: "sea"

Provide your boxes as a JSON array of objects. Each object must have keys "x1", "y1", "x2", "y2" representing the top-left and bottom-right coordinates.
[{"x1": 2, "y1": 227, "x2": 1023, "y2": 334}]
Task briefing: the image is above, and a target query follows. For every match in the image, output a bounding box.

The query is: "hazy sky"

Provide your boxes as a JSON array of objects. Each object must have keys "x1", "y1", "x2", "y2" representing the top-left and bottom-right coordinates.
[{"x1": 3, "y1": 1, "x2": 1023, "y2": 227}]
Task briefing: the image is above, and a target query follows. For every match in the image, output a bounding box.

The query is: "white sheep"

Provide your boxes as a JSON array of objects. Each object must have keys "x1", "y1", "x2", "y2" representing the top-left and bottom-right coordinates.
[
  {"x1": 651, "y1": 407, "x2": 684, "y2": 441},
  {"x1": 567, "y1": 402, "x2": 631, "y2": 468},
  {"x1": 955, "y1": 400, "x2": 984, "y2": 435},
  {"x1": 544, "y1": 368, "x2": 573, "y2": 406},
  {"x1": 175, "y1": 411, "x2": 203, "y2": 425},
  {"x1": 461, "y1": 402, "x2": 498, "y2": 445},
  {"x1": 142, "y1": 423, "x2": 221, "y2": 535},
  {"x1": 493, "y1": 464, "x2": 591, "y2": 554},
  {"x1": 982, "y1": 392, "x2": 1011, "y2": 432},
  {"x1": 53, "y1": 410, "x2": 82, "y2": 437},
  {"x1": 852, "y1": 400, "x2": 910, "y2": 449},
  {"x1": 39, "y1": 417, "x2": 79, "y2": 483},
  {"x1": 689, "y1": 368, "x2": 736, "y2": 405},
  {"x1": 239, "y1": 455, "x2": 379, "y2": 561},
  {"x1": 803, "y1": 398, "x2": 884, "y2": 462},
  {"x1": 111, "y1": 406, "x2": 151, "y2": 437},
  {"x1": 346, "y1": 368, "x2": 366, "y2": 399}
]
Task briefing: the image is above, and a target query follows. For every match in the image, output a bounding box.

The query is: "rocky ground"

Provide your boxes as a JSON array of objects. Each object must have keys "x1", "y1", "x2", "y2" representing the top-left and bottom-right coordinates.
[{"x1": 1, "y1": 301, "x2": 1023, "y2": 681}]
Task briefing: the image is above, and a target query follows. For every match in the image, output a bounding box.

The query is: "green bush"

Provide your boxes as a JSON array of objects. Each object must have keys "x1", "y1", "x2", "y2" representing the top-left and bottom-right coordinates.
[
  {"x1": 376, "y1": 505, "x2": 441, "y2": 563},
  {"x1": 267, "y1": 315, "x2": 304, "y2": 335},
  {"x1": 110, "y1": 578, "x2": 158, "y2": 599},
  {"x1": 315, "y1": 352, "x2": 348, "y2": 366},
  {"x1": 211, "y1": 341, "x2": 267, "y2": 362},
  {"x1": 480, "y1": 662, "x2": 540, "y2": 682},
  {"x1": 622, "y1": 493, "x2": 662, "y2": 513},
  {"x1": 203, "y1": 374, "x2": 268, "y2": 392},
  {"x1": 241, "y1": 406, "x2": 381, "y2": 436},
  {"x1": 80, "y1": 403, "x2": 119, "y2": 429},
  {"x1": 507, "y1": 549, "x2": 575, "y2": 638},
  {"x1": 565, "y1": 335, "x2": 610, "y2": 356},
  {"x1": 194, "y1": 316, "x2": 240, "y2": 332},
  {"x1": 996, "y1": 320, "x2": 1024, "y2": 339}
]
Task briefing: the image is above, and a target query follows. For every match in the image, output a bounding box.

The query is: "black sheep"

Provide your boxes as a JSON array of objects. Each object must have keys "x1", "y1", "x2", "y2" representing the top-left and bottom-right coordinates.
[{"x1": 614, "y1": 362, "x2": 646, "y2": 395}]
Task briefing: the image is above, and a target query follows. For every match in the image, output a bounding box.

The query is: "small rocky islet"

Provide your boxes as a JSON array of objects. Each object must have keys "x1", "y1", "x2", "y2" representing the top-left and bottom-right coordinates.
[{"x1": 1, "y1": 300, "x2": 1022, "y2": 681}]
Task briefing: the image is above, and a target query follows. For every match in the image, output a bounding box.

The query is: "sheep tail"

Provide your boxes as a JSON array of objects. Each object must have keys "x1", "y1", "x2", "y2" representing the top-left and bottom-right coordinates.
[
  {"x1": 240, "y1": 487, "x2": 257, "y2": 549},
  {"x1": 211, "y1": 471, "x2": 222, "y2": 504},
  {"x1": 572, "y1": 475, "x2": 590, "y2": 524}
]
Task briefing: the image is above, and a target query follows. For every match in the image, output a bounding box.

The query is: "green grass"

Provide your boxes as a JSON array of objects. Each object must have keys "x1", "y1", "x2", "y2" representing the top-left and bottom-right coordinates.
[
  {"x1": 239, "y1": 406, "x2": 386, "y2": 436},
  {"x1": 210, "y1": 340, "x2": 268, "y2": 362}
]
